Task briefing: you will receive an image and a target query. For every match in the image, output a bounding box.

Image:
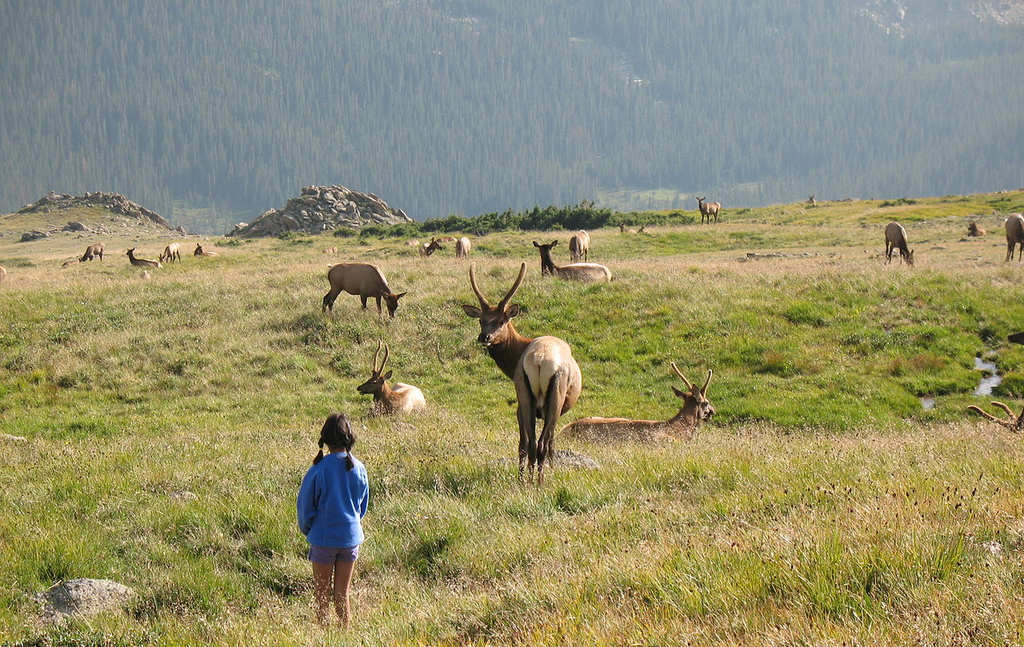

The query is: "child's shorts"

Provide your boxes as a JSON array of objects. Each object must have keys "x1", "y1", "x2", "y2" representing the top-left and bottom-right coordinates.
[{"x1": 308, "y1": 544, "x2": 360, "y2": 564}]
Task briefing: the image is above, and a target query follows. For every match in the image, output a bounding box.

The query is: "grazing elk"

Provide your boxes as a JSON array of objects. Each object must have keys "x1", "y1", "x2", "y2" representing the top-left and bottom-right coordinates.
[
  {"x1": 80, "y1": 243, "x2": 104, "y2": 262},
  {"x1": 561, "y1": 363, "x2": 715, "y2": 442},
  {"x1": 159, "y1": 243, "x2": 181, "y2": 263},
  {"x1": 968, "y1": 401, "x2": 1024, "y2": 433},
  {"x1": 967, "y1": 221, "x2": 985, "y2": 237},
  {"x1": 126, "y1": 248, "x2": 161, "y2": 268},
  {"x1": 533, "y1": 241, "x2": 612, "y2": 282},
  {"x1": 569, "y1": 230, "x2": 590, "y2": 262},
  {"x1": 1005, "y1": 214, "x2": 1024, "y2": 262},
  {"x1": 884, "y1": 222, "x2": 914, "y2": 265},
  {"x1": 194, "y1": 243, "x2": 217, "y2": 256},
  {"x1": 462, "y1": 263, "x2": 582, "y2": 484},
  {"x1": 356, "y1": 339, "x2": 426, "y2": 415},
  {"x1": 696, "y1": 197, "x2": 722, "y2": 224},
  {"x1": 322, "y1": 262, "x2": 407, "y2": 318},
  {"x1": 456, "y1": 236, "x2": 472, "y2": 258}
]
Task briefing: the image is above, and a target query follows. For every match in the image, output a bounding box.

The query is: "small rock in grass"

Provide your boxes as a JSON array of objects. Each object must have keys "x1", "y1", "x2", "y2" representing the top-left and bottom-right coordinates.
[{"x1": 34, "y1": 578, "x2": 134, "y2": 622}]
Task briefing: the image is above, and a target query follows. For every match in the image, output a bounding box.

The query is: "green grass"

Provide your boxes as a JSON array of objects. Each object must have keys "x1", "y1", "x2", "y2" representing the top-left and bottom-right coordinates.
[{"x1": 2, "y1": 192, "x2": 1024, "y2": 644}]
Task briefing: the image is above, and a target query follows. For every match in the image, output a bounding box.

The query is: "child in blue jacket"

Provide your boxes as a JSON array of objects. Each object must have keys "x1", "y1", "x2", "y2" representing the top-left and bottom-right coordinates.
[{"x1": 297, "y1": 412, "x2": 369, "y2": 628}]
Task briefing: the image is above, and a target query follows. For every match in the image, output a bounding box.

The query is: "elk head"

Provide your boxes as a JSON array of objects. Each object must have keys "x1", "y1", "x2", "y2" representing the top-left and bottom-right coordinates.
[
  {"x1": 461, "y1": 263, "x2": 526, "y2": 347},
  {"x1": 357, "y1": 339, "x2": 393, "y2": 395},
  {"x1": 670, "y1": 362, "x2": 715, "y2": 421},
  {"x1": 532, "y1": 240, "x2": 558, "y2": 275},
  {"x1": 383, "y1": 292, "x2": 407, "y2": 318},
  {"x1": 905, "y1": 249, "x2": 915, "y2": 266}
]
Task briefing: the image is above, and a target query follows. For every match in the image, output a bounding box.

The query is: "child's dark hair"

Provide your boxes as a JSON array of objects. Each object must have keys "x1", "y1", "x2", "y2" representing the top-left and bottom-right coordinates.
[{"x1": 313, "y1": 412, "x2": 356, "y2": 469}]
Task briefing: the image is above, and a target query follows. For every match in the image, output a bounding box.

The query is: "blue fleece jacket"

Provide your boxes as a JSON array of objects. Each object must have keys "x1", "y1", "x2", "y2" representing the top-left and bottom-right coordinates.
[{"x1": 297, "y1": 452, "x2": 369, "y2": 548}]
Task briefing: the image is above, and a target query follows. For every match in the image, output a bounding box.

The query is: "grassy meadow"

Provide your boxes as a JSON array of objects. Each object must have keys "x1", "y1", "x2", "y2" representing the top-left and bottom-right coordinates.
[{"x1": 2, "y1": 192, "x2": 1024, "y2": 645}]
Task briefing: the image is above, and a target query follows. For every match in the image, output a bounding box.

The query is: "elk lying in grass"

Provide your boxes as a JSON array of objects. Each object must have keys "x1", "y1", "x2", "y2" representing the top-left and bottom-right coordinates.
[
  {"x1": 884, "y1": 222, "x2": 914, "y2": 265},
  {"x1": 159, "y1": 243, "x2": 181, "y2": 263},
  {"x1": 967, "y1": 221, "x2": 985, "y2": 237},
  {"x1": 618, "y1": 223, "x2": 647, "y2": 234},
  {"x1": 126, "y1": 248, "x2": 161, "y2": 268},
  {"x1": 561, "y1": 363, "x2": 715, "y2": 442},
  {"x1": 322, "y1": 247, "x2": 338, "y2": 254},
  {"x1": 968, "y1": 401, "x2": 1024, "y2": 433},
  {"x1": 569, "y1": 230, "x2": 590, "y2": 262},
  {"x1": 533, "y1": 241, "x2": 611, "y2": 282},
  {"x1": 80, "y1": 243, "x2": 104, "y2": 262},
  {"x1": 462, "y1": 263, "x2": 582, "y2": 484},
  {"x1": 456, "y1": 236, "x2": 471, "y2": 258},
  {"x1": 194, "y1": 243, "x2": 217, "y2": 256},
  {"x1": 419, "y1": 238, "x2": 444, "y2": 257},
  {"x1": 356, "y1": 339, "x2": 426, "y2": 415},
  {"x1": 1005, "y1": 214, "x2": 1024, "y2": 262},
  {"x1": 696, "y1": 196, "x2": 721, "y2": 224},
  {"x1": 322, "y1": 262, "x2": 407, "y2": 317}
]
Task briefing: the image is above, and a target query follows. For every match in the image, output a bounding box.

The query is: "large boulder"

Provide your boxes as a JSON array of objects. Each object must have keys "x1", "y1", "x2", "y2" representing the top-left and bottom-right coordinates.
[{"x1": 230, "y1": 185, "x2": 414, "y2": 237}]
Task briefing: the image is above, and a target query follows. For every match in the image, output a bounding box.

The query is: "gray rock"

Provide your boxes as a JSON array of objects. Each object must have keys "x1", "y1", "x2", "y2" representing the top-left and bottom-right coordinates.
[
  {"x1": 550, "y1": 449, "x2": 600, "y2": 470},
  {"x1": 62, "y1": 221, "x2": 88, "y2": 232},
  {"x1": 35, "y1": 578, "x2": 134, "y2": 622},
  {"x1": 19, "y1": 230, "x2": 49, "y2": 242}
]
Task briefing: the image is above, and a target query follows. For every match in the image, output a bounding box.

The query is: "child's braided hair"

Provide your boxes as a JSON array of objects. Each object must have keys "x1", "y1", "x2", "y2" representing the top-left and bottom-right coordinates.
[{"x1": 314, "y1": 412, "x2": 356, "y2": 469}]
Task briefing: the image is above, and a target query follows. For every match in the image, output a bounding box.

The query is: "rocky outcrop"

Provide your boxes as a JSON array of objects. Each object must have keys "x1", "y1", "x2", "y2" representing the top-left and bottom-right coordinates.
[
  {"x1": 230, "y1": 185, "x2": 414, "y2": 237},
  {"x1": 18, "y1": 191, "x2": 172, "y2": 229}
]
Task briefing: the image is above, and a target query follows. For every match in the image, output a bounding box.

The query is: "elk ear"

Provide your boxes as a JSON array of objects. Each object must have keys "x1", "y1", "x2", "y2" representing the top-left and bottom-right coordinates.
[
  {"x1": 551, "y1": 240, "x2": 559, "y2": 247},
  {"x1": 671, "y1": 386, "x2": 688, "y2": 399},
  {"x1": 533, "y1": 241, "x2": 540, "y2": 247},
  {"x1": 506, "y1": 304, "x2": 522, "y2": 318},
  {"x1": 382, "y1": 370, "x2": 393, "y2": 380},
  {"x1": 461, "y1": 304, "x2": 482, "y2": 318},
  {"x1": 394, "y1": 292, "x2": 408, "y2": 300}
]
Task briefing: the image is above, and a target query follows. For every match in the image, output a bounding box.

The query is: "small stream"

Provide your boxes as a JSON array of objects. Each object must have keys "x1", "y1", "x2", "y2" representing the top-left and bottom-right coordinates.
[{"x1": 921, "y1": 355, "x2": 1002, "y2": 410}]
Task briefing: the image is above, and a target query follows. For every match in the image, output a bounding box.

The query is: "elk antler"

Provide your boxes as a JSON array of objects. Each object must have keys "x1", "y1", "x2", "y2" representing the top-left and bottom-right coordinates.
[
  {"x1": 967, "y1": 401, "x2": 1024, "y2": 433},
  {"x1": 380, "y1": 340, "x2": 390, "y2": 373},
  {"x1": 670, "y1": 362, "x2": 694, "y2": 390},
  {"x1": 372, "y1": 339, "x2": 384, "y2": 374},
  {"x1": 497, "y1": 263, "x2": 527, "y2": 311},
  {"x1": 468, "y1": 264, "x2": 491, "y2": 308},
  {"x1": 701, "y1": 369, "x2": 713, "y2": 396}
]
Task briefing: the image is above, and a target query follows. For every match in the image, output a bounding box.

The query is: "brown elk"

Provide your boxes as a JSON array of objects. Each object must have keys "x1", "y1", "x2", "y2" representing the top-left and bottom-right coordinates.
[
  {"x1": 569, "y1": 230, "x2": 590, "y2": 262},
  {"x1": 462, "y1": 263, "x2": 582, "y2": 484},
  {"x1": 884, "y1": 222, "x2": 914, "y2": 265},
  {"x1": 194, "y1": 243, "x2": 217, "y2": 256},
  {"x1": 561, "y1": 363, "x2": 715, "y2": 442},
  {"x1": 696, "y1": 197, "x2": 721, "y2": 224},
  {"x1": 419, "y1": 238, "x2": 444, "y2": 257},
  {"x1": 966, "y1": 221, "x2": 985, "y2": 237},
  {"x1": 322, "y1": 262, "x2": 407, "y2": 318},
  {"x1": 80, "y1": 243, "x2": 104, "y2": 262},
  {"x1": 1005, "y1": 214, "x2": 1024, "y2": 262},
  {"x1": 159, "y1": 243, "x2": 181, "y2": 263},
  {"x1": 356, "y1": 339, "x2": 426, "y2": 415},
  {"x1": 456, "y1": 236, "x2": 471, "y2": 258},
  {"x1": 532, "y1": 241, "x2": 612, "y2": 282},
  {"x1": 126, "y1": 248, "x2": 161, "y2": 268},
  {"x1": 968, "y1": 401, "x2": 1024, "y2": 433}
]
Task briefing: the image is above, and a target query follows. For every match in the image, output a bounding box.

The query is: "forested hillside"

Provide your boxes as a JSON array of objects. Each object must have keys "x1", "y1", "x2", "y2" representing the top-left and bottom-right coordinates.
[{"x1": 1, "y1": 0, "x2": 1022, "y2": 233}]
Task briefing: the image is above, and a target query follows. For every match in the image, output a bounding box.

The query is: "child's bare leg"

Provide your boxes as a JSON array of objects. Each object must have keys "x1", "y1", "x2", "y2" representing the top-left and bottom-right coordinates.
[
  {"x1": 333, "y1": 560, "x2": 356, "y2": 628},
  {"x1": 312, "y1": 562, "x2": 334, "y2": 626}
]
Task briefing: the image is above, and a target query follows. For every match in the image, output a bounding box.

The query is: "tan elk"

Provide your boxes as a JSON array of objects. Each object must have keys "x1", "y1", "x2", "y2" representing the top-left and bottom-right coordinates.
[
  {"x1": 462, "y1": 263, "x2": 582, "y2": 484},
  {"x1": 419, "y1": 238, "x2": 444, "y2": 257},
  {"x1": 126, "y1": 248, "x2": 161, "y2": 268},
  {"x1": 80, "y1": 243, "x2": 104, "y2": 262},
  {"x1": 696, "y1": 197, "x2": 721, "y2": 224},
  {"x1": 322, "y1": 262, "x2": 407, "y2": 317},
  {"x1": 966, "y1": 221, "x2": 985, "y2": 237},
  {"x1": 356, "y1": 339, "x2": 426, "y2": 415},
  {"x1": 533, "y1": 241, "x2": 611, "y2": 282},
  {"x1": 456, "y1": 236, "x2": 471, "y2": 258},
  {"x1": 562, "y1": 363, "x2": 715, "y2": 442},
  {"x1": 884, "y1": 222, "x2": 914, "y2": 265},
  {"x1": 159, "y1": 242, "x2": 181, "y2": 263},
  {"x1": 968, "y1": 401, "x2": 1024, "y2": 433},
  {"x1": 1005, "y1": 214, "x2": 1024, "y2": 262},
  {"x1": 569, "y1": 230, "x2": 590, "y2": 262},
  {"x1": 194, "y1": 243, "x2": 217, "y2": 256}
]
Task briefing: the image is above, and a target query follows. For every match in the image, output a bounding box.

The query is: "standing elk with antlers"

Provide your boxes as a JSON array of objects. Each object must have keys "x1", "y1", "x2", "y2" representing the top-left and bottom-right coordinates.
[
  {"x1": 1005, "y1": 213, "x2": 1024, "y2": 262},
  {"x1": 356, "y1": 339, "x2": 426, "y2": 415},
  {"x1": 533, "y1": 240, "x2": 611, "y2": 282},
  {"x1": 462, "y1": 263, "x2": 582, "y2": 484},
  {"x1": 696, "y1": 197, "x2": 721, "y2": 224},
  {"x1": 884, "y1": 222, "x2": 914, "y2": 266},
  {"x1": 561, "y1": 363, "x2": 715, "y2": 441},
  {"x1": 569, "y1": 230, "x2": 590, "y2": 262}
]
